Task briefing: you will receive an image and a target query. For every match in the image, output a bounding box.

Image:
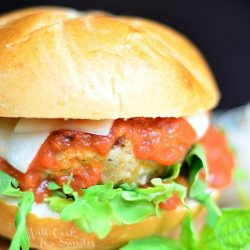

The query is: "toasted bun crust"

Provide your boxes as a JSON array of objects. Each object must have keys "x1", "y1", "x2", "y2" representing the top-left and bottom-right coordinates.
[
  {"x1": 0, "y1": 6, "x2": 77, "y2": 25},
  {"x1": 0, "y1": 193, "x2": 220, "y2": 250},
  {"x1": 0, "y1": 7, "x2": 219, "y2": 119}
]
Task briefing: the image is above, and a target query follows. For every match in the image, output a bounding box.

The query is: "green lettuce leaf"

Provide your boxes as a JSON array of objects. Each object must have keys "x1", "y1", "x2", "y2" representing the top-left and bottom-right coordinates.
[
  {"x1": 121, "y1": 208, "x2": 250, "y2": 250},
  {"x1": 0, "y1": 170, "x2": 21, "y2": 197},
  {"x1": 199, "y1": 208, "x2": 250, "y2": 250},
  {"x1": 190, "y1": 178, "x2": 221, "y2": 227},
  {"x1": 9, "y1": 192, "x2": 34, "y2": 250},
  {"x1": 45, "y1": 196, "x2": 72, "y2": 213},
  {"x1": 0, "y1": 171, "x2": 34, "y2": 250},
  {"x1": 46, "y1": 178, "x2": 187, "y2": 239},
  {"x1": 119, "y1": 236, "x2": 181, "y2": 250},
  {"x1": 111, "y1": 193, "x2": 155, "y2": 224},
  {"x1": 62, "y1": 174, "x2": 75, "y2": 195},
  {"x1": 186, "y1": 144, "x2": 221, "y2": 226},
  {"x1": 163, "y1": 163, "x2": 182, "y2": 181},
  {"x1": 113, "y1": 178, "x2": 187, "y2": 223},
  {"x1": 48, "y1": 175, "x2": 76, "y2": 198},
  {"x1": 48, "y1": 181, "x2": 61, "y2": 191},
  {"x1": 186, "y1": 144, "x2": 208, "y2": 183},
  {"x1": 180, "y1": 212, "x2": 197, "y2": 250},
  {"x1": 120, "y1": 213, "x2": 197, "y2": 250},
  {"x1": 60, "y1": 182, "x2": 116, "y2": 238}
]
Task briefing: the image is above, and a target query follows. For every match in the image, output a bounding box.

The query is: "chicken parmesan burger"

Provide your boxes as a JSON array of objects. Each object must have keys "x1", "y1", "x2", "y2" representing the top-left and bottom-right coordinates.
[{"x1": 0, "y1": 7, "x2": 235, "y2": 250}]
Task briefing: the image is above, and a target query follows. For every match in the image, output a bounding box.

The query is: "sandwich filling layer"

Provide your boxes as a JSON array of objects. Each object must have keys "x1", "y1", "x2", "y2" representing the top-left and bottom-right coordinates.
[
  {"x1": 0, "y1": 116, "x2": 234, "y2": 203},
  {"x1": 0, "y1": 115, "x2": 235, "y2": 247}
]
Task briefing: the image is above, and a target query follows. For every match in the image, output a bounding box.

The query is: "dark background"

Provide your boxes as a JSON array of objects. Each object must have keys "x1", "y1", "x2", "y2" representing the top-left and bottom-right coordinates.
[{"x1": 1, "y1": 0, "x2": 249, "y2": 109}]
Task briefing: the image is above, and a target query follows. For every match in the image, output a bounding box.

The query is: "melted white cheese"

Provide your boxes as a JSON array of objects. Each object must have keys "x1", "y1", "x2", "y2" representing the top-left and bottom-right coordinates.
[
  {"x1": 15, "y1": 118, "x2": 114, "y2": 136},
  {"x1": 185, "y1": 113, "x2": 210, "y2": 139},
  {"x1": 0, "y1": 118, "x2": 49, "y2": 173}
]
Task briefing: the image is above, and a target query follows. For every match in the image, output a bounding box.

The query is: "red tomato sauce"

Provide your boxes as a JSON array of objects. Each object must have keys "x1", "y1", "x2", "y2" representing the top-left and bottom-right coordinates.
[
  {"x1": 113, "y1": 118, "x2": 197, "y2": 166},
  {"x1": 199, "y1": 126, "x2": 235, "y2": 188},
  {"x1": 159, "y1": 176, "x2": 188, "y2": 210},
  {"x1": 159, "y1": 193, "x2": 181, "y2": 210}
]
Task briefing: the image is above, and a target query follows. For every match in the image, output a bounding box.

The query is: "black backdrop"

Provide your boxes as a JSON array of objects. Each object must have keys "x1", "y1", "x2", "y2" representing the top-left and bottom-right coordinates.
[{"x1": 1, "y1": 0, "x2": 250, "y2": 109}]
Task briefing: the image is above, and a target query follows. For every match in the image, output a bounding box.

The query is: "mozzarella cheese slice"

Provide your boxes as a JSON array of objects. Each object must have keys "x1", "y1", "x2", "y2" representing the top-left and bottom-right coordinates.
[
  {"x1": 0, "y1": 118, "x2": 49, "y2": 173},
  {"x1": 185, "y1": 113, "x2": 210, "y2": 139},
  {"x1": 15, "y1": 118, "x2": 114, "y2": 136}
]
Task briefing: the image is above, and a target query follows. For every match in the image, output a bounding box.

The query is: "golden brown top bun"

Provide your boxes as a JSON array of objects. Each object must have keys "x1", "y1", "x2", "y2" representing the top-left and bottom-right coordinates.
[
  {"x1": 0, "y1": 190, "x2": 220, "y2": 250},
  {"x1": 0, "y1": 7, "x2": 220, "y2": 119},
  {"x1": 0, "y1": 6, "x2": 77, "y2": 25}
]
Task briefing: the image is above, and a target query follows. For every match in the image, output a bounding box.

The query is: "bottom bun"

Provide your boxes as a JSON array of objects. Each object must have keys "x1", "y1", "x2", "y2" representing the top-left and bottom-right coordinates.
[{"x1": 0, "y1": 191, "x2": 219, "y2": 250}]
